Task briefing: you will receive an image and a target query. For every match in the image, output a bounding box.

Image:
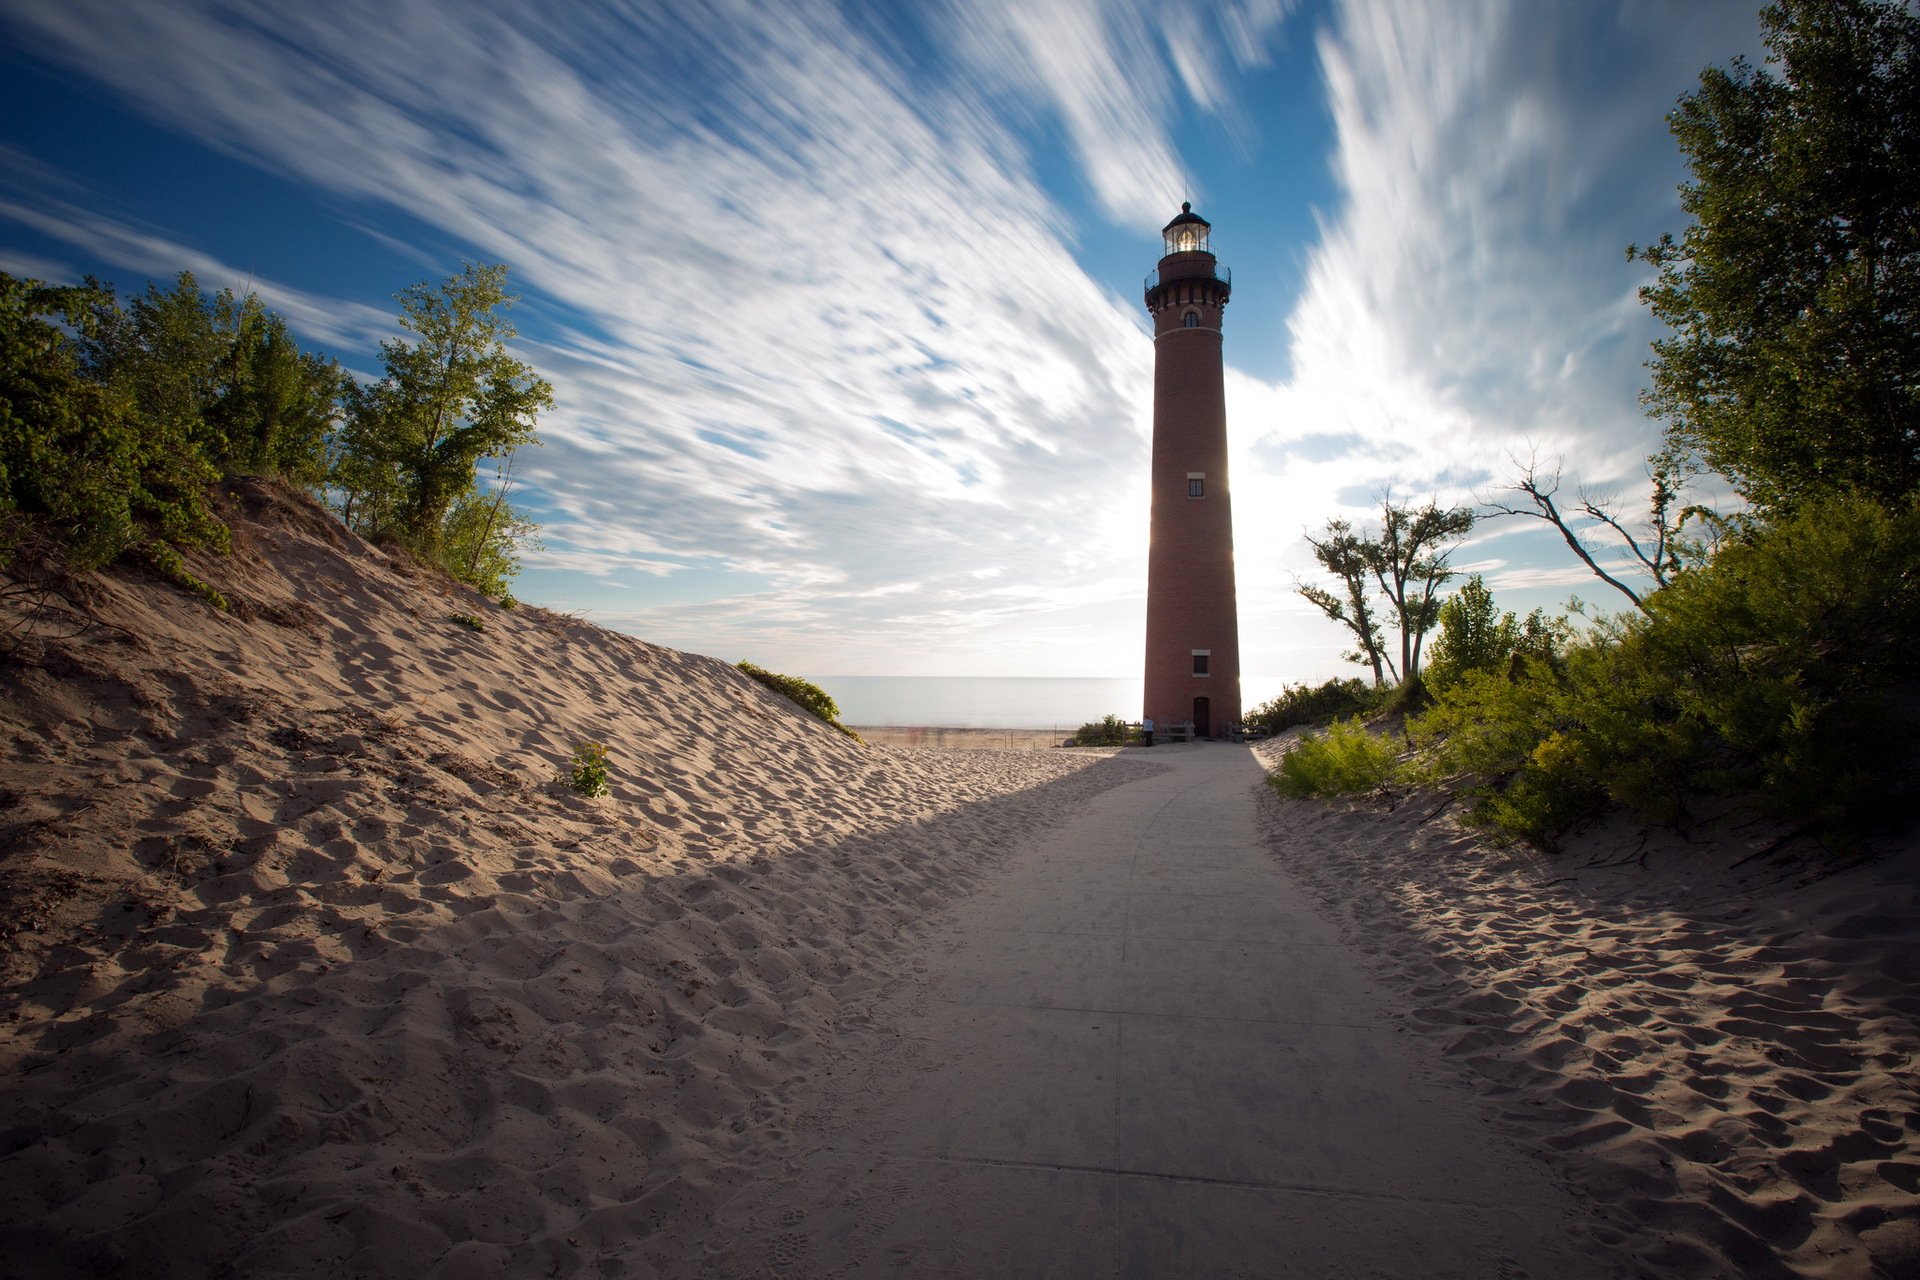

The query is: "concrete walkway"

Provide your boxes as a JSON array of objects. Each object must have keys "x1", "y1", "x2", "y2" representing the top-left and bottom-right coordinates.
[{"x1": 712, "y1": 744, "x2": 1611, "y2": 1278}]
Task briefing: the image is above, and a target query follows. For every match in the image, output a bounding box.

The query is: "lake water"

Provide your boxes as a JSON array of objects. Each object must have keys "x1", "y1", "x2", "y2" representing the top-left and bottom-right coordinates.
[{"x1": 809, "y1": 675, "x2": 1297, "y2": 730}]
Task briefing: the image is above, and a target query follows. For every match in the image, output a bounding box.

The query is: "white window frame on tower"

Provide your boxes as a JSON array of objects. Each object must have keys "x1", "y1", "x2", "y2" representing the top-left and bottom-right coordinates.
[{"x1": 1187, "y1": 472, "x2": 1205, "y2": 498}]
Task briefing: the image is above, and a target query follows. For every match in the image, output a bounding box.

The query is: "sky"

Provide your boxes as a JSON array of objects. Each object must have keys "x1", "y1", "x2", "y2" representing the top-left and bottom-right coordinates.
[{"x1": 0, "y1": 0, "x2": 1767, "y2": 684}]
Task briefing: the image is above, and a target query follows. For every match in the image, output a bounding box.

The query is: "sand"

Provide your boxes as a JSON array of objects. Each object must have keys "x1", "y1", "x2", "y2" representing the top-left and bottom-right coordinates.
[
  {"x1": 0, "y1": 481, "x2": 1136, "y2": 1277},
  {"x1": 1252, "y1": 737, "x2": 1920, "y2": 1279},
  {"x1": 848, "y1": 726, "x2": 1069, "y2": 752},
  {"x1": 2, "y1": 478, "x2": 1915, "y2": 1277}
]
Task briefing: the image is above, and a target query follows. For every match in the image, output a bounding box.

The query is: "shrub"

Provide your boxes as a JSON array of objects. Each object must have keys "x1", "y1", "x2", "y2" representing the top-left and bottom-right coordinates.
[
  {"x1": 1245, "y1": 678, "x2": 1386, "y2": 733},
  {"x1": 1422, "y1": 574, "x2": 1569, "y2": 696},
  {"x1": 0, "y1": 273, "x2": 230, "y2": 592},
  {"x1": 1070, "y1": 714, "x2": 1129, "y2": 746},
  {"x1": 1270, "y1": 717, "x2": 1401, "y2": 798},
  {"x1": 449, "y1": 612, "x2": 486, "y2": 632},
  {"x1": 736, "y1": 661, "x2": 861, "y2": 740},
  {"x1": 567, "y1": 741, "x2": 611, "y2": 798},
  {"x1": 1409, "y1": 494, "x2": 1920, "y2": 847}
]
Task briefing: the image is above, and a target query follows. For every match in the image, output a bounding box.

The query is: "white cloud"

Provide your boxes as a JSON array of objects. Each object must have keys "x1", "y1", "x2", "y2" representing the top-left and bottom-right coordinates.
[{"x1": 0, "y1": 0, "x2": 1765, "y2": 682}]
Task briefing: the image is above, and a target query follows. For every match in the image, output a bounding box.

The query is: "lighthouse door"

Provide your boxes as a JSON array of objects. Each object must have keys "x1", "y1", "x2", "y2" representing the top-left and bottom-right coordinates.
[{"x1": 1193, "y1": 697, "x2": 1210, "y2": 739}]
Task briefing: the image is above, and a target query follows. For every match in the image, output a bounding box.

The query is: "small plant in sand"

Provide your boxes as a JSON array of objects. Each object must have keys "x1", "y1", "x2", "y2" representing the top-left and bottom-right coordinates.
[
  {"x1": 449, "y1": 611, "x2": 486, "y2": 632},
  {"x1": 567, "y1": 741, "x2": 611, "y2": 798}
]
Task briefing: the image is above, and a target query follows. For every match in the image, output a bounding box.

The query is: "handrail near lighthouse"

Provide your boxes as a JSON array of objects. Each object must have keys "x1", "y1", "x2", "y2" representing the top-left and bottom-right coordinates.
[{"x1": 1143, "y1": 263, "x2": 1230, "y2": 301}]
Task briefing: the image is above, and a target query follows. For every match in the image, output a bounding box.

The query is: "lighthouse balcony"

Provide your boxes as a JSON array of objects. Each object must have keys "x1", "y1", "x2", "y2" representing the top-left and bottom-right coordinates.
[
  {"x1": 1145, "y1": 262, "x2": 1229, "y2": 291},
  {"x1": 1144, "y1": 261, "x2": 1230, "y2": 311}
]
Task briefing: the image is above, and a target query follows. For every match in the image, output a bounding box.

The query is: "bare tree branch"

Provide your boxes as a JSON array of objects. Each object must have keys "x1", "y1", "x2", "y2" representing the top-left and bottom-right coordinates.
[{"x1": 1484, "y1": 449, "x2": 1670, "y2": 610}]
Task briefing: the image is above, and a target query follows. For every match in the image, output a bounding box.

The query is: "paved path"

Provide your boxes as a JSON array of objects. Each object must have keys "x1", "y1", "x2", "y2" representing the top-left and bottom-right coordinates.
[{"x1": 710, "y1": 744, "x2": 1611, "y2": 1278}]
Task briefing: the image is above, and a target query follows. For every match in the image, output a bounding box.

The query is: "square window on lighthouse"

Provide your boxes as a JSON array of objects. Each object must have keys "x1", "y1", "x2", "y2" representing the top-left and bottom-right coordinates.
[
  {"x1": 1187, "y1": 473, "x2": 1205, "y2": 498},
  {"x1": 1192, "y1": 650, "x2": 1211, "y2": 676}
]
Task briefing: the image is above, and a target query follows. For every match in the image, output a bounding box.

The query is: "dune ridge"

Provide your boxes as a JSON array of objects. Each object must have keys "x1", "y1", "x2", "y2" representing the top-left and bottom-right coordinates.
[{"x1": 0, "y1": 480, "x2": 1146, "y2": 1278}]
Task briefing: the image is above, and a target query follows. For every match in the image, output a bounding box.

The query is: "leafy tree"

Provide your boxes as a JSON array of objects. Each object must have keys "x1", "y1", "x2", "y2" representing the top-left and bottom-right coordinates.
[
  {"x1": 80, "y1": 272, "x2": 228, "y2": 465},
  {"x1": 338, "y1": 263, "x2": 551, "y2": 556},
  {"x1": 1299, "y1": 496, "x2": 1474, "y2": 688},
  {"x1": 0, "y1": 273, "x2": 227, "y2": 584},
  {"x1": 1631, "y1": 0, "x2": 1920, "y2": 511},
  {"x1": 1422, "y1": 574, "x2": 1567, "y2": 695},
  {"x1": 1364, "y1": 496, "x2": 1475, "y2": 689},
  {"x1": 437, "y1": 455, "x2": 542, "y2": 598},
  {"x1": 206, "y1": 293, "x2": 342, "y2": 484},
  {"x1": 1299, "y1": 519, "x2": 1392, "y2": 685}
]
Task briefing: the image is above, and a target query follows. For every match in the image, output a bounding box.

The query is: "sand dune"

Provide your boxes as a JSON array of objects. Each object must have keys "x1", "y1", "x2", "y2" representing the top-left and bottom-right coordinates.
[
  {"x1": 6, "y1": 482, "x2": 1916, "y2": 1277},
  {"x1": 1253, "y1": 737, "x2": 1920, "y2": 1279},
  {"x1": 0, "y1": 481, "x2": 1135, "y2": 1277}
]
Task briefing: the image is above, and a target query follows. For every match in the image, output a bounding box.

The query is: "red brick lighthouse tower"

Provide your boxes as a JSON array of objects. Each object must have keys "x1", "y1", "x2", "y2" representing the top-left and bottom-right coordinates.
[{"x1": 1143, "y1": 202, "x2": 1240, "y2": 739}]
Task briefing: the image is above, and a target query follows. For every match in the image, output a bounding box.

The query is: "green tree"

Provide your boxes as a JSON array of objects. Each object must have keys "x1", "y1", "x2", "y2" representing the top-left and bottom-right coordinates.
[
  {"x1": 1631, "y1": 0, "x2": 1920, "y2": 511},
  {"x1": 1362, "y1": 495, "x2": 1475, "y2": 690},
  {"x1": 206, "y1": 293, "x2": 342, "y2": 484},
  {"x1": 1299, "y1": 518, "x2": 1393, "y2": 685},
  {"x1": 1299, "y1": 496, "x2": 1475, "y2": 689},
  {"x1": 437, "y1": 455, "x2": 542, "y2": 598},
  {"x1": 338, "y1": 263, "x2": 552, "y2": 556},
  {"x1": 1423, "y1": 574, "x2": 1567, "y2": 695},
  {"x1": 0, "y1": 273, "x2": 227, "y2": 588},
  {"x1": 81, "y1": 272, "x2": 228, "y2": 464}
]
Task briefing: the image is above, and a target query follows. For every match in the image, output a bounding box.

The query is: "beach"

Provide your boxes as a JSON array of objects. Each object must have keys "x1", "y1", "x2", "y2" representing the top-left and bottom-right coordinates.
[{"x1": 2, "y1": 481, "x2": 1916, "y2": 1276}]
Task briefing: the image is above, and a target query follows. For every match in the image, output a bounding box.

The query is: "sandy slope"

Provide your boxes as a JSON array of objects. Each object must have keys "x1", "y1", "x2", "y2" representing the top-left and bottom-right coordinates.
[
  {"x1": 0, "y1": 481, "x2": 1134, "y2": 1278},
  {"x1": 1253, "y1": 738, "x2": 1920, "y2": 1280}
]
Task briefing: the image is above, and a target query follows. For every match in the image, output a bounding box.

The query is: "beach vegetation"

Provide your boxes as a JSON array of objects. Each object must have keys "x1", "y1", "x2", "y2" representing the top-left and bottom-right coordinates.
[
  {"x1": 1406, "y1": 497, "x2": 1920, "y2": 847},
  {"x1": 567, "y1": 741, "x2": 611, "y2": 798},
  {"x1": 1269, "y1": 717, "x2": 1401, "y2": 799},
  {"x1": 0, "y1": 262, "x2": 551, "y2": 607},
  {"x1": 332, "y1": 263, "x2": 551, "y2": 592},
  {"x1": 1278, "y1": 2, "x2": 1920, "y2": 851},
  {"x1": 1420, "y1": 575, "x2": 1570, "y2": 697},
  {"x1": 1630, "y1": 0, "x2": 1920, "y2": 515},
  {"x1": 0, "y1": 273, "x2": 230, "y2": 602},
  {"x1": 449, "y1": 612, "x2": 487, "y2": 632},
  {"x1": 736, "y1": 662, "x2": 861, "y2": 740},
  {"x1": 1298, "y1": 495, "x2": 1474, "y2": 692},
  {"x1": 1070, "y1": 714, "x2": 1130, "y2": 746},
  {"x1": 1244, "y1": 678, "x2": 1387, "y2": 734}
]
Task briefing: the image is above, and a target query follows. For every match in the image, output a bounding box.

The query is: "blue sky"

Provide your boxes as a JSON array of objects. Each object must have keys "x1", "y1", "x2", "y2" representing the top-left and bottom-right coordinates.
[{"x1": 0, "y1": 0, "x2": 1764, "y2": 682}]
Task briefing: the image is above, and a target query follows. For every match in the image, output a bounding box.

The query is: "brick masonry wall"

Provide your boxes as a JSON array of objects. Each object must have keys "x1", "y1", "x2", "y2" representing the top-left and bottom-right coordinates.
[{"x1": 1143, "y1": 252, "x2": 1241, "y2": 737}]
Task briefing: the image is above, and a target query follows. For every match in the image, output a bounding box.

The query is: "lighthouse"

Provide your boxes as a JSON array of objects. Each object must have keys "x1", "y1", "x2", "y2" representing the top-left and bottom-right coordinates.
[{"x1": 1142, "y1": 203, "x2": 1240, "y2": 739}]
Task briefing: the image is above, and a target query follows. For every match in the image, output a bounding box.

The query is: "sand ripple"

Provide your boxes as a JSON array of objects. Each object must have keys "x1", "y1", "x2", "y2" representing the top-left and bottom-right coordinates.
[
  {"x1": 1254, "y1": 737, "x2": 1920, "y2": 1279},
  {"x1": 0, "y1": 481, "x2": 1148, "y2": 1277}
]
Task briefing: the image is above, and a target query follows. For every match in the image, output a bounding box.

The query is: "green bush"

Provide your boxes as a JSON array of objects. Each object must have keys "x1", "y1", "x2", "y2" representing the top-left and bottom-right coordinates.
[
  {"x1": 567, "y1": 741, "x2": 611, "y2": 798},
  {"x1": 1245, "y1": 678, "x2": 1387, "y2": 733},
  {"x1": 1409, "y1": 495, "x2": 1920, "y2": 847},
  {"x1": 1422, "y1": 575, "x2": 1569, "y2": 696},
  {"x1": 0, "y1": 273, "x2": 230, "y2": 596},
  {"x1": 1270, "y1": 717, "x2": 1401, "y2": 798},
  {"x1": 737, "y1": 661, "x2": 861, "y2": 740},
  {"x1": 1070, "y1": 713, "x2": 1129, "y2": 746}
]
